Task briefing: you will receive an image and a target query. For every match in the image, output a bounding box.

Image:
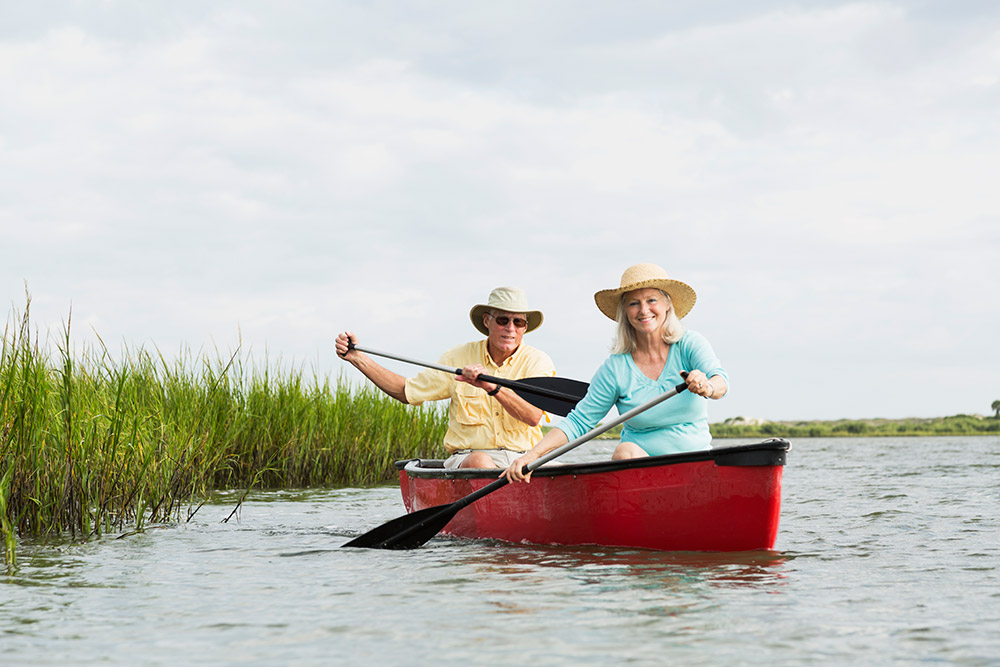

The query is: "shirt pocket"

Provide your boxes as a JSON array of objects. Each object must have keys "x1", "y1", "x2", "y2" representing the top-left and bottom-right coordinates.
[
  {"x1": 498, "y1": 405, "x2": 528, "y2": 436},
  {"x1": 451, "y1": 382, "x2": 489, "y2": 427}
]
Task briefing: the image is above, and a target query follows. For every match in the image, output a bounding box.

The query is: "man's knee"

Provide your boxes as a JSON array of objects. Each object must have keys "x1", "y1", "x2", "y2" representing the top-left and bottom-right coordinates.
[{"x1": 461, "y1": 452, "x2": 498, "y2": 468}]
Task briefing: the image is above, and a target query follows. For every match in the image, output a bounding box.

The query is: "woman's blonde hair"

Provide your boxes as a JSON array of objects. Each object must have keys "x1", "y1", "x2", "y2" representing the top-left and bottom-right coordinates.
[{"x1": 609, "y1": 289, "x2": 685, "y2": 354}]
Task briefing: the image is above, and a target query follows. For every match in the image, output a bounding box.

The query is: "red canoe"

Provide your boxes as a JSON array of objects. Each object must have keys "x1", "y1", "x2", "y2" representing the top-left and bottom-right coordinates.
[{"x1": 395, "y1": 439, "x2": 790, "y2": 552}]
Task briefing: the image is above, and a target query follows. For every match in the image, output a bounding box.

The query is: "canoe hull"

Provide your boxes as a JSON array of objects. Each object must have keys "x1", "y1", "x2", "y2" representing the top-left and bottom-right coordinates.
[{"x1": 396, "y1": 440, "x2": 789, "y2": 552}]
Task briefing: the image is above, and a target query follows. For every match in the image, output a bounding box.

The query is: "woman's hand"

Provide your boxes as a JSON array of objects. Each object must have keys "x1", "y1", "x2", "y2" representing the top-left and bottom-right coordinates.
[
  {"x1": 685, "y1": 369, "x2": 714, "y2": 398},
  {"x1": 502, "y1": 428, "x2": 567, "y2": 483},
  {"x1": 502, "y1": 452, "x2": 537, "y2": 483}
]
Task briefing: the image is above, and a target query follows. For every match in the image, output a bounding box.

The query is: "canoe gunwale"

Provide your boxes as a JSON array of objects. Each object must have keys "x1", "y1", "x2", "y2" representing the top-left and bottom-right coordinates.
[{"x1": 395, "y1": 438, "x2": 790, "y2": 481}]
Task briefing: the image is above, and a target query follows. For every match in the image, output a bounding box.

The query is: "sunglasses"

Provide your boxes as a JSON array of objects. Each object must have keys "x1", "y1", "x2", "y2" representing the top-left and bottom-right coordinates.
[{"x1": 489, "y1": 314, "x2": 529, "y2": 329}]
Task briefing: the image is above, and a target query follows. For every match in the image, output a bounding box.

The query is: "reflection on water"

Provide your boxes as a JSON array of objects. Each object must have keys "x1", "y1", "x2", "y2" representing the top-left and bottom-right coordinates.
[{"x1": 455, "y1": 541, "x2": 790, "y2": 592}]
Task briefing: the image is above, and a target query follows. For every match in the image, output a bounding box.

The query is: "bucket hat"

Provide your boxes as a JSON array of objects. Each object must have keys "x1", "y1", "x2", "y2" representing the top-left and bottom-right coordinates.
[
  {"x1": 469, "y1": 287, "x2": 543, "y2": 336},
  {"x1": 593, "y1": 263, "x2": 697, "y2": 320}
]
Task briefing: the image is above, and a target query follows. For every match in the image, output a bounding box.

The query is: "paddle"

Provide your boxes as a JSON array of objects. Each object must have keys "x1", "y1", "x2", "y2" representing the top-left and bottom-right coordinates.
[
  {"x1": 342, "y1": 341, "x2": 589, "y2": 416},
  {"x1": 342, "y1": 374, "x2": 690, "y2": 550}
]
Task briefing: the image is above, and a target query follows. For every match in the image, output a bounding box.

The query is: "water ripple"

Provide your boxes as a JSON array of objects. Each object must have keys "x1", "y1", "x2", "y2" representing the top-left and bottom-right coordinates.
[{"x1": 2, "y1": 436, "x2": 999, "y2": 664}]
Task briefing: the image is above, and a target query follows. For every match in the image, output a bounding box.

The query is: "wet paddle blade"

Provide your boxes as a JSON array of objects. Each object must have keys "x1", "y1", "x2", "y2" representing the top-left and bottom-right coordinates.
[
  {"x1": 342, "y1": 503, "x2": 461, "y2": 550},
  {"x1": 509, "y1": 376, "x2": 589, "y2": 416}
]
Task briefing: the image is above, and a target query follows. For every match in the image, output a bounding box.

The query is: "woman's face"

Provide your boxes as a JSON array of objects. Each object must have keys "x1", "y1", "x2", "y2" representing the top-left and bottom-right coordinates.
[{"x1": 624, "y1": 288, "x2": 670, "y2": 335}]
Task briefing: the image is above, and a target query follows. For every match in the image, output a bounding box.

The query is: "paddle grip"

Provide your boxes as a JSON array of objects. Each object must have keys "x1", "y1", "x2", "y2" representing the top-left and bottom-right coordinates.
[{"x1": 338, "y1": 337, "x2": 356, "y2": 358}]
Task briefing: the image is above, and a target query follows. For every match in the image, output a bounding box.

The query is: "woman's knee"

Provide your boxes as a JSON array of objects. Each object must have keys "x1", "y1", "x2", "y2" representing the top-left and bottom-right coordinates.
[{"x1": 612, "y1": 441, "x2": 647, "y2": 460}]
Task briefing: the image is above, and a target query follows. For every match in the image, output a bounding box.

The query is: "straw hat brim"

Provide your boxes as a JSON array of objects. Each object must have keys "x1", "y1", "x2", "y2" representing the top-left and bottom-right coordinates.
[{"x1": 594, "y1": 278, "x2": 697, "y2": 320}]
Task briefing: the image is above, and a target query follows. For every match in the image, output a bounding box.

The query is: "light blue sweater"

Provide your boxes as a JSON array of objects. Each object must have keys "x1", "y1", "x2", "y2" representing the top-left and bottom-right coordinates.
[{"x1": 557, "y1": 330, "x2": 728, "y2": 455}]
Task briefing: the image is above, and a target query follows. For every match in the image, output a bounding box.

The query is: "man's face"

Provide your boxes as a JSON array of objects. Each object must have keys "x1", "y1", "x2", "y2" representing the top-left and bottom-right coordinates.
[{"x1": 483, "y1": 310, "x2": 528, "y2": 358}]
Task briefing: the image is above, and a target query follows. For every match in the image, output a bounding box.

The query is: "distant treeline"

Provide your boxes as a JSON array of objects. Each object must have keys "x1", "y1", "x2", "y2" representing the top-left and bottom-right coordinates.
[
  {"x1": 569, "y1": 414, "x2": 1000, "y2": 441},
  {"x1": 710, "y1": 415, "x2": 1000, "y2": 438}
]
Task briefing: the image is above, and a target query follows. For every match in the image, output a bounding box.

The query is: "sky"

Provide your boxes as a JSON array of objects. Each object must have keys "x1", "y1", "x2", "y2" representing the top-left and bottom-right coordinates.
[{"x1": 2, "y1": 1, "x2": 998, "y2": 423}]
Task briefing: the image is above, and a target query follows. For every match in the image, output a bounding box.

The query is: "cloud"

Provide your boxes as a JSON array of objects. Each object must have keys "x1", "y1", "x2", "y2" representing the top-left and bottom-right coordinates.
[{"x1": 2, "y1": 2, "x2": 999, "y2": 421}]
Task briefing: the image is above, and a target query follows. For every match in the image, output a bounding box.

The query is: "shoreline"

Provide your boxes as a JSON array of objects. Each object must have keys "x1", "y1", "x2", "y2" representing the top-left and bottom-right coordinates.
[
  {"x1": 711, "y1": 414, "x2": 1000, "y2": 438},
  {"x1": 547, "y1": 414, "x2": 1000, "y2": 439}
]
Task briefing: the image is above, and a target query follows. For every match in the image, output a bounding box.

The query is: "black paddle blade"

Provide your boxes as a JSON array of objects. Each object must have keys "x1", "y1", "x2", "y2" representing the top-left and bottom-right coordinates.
[
  {"x1": 342, "y1": 503, "x2": 461, "y2": 550},
  {"x1": 510, "y1": 376, "x2": 589, "y2": 416}
]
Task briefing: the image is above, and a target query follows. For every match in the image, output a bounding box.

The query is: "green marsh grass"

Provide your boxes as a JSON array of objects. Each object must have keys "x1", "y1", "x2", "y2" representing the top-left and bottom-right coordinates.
[{"x1": 1, "y1": 301, "x2": 447, "y2": 568}]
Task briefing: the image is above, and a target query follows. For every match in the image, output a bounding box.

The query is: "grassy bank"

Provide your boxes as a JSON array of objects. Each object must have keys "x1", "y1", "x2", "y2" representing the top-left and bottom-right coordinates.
[
  {"x1": 1, "y1": 302, "x2": 447, "y2": 567},
  {"x1": 710, "y1": 415, "x2": 1000, "y2": 438}
]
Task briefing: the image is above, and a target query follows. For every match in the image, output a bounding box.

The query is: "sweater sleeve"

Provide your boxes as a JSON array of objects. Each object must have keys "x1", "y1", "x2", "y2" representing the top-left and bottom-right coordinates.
[
  {"x1": 681, "y1": 331, "x2": 728, "y2": 386},
  {"x1": 555, "y1": 356, "x2": 621, "y2": 442}
]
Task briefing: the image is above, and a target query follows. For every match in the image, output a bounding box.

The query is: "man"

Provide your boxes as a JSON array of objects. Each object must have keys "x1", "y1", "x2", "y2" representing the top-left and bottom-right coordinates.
[{"x1": 335, "y1": 287, "x2": 555, "y2": 469}]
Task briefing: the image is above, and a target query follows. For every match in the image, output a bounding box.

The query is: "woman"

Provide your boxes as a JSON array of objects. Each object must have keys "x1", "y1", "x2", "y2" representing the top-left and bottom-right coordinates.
[{"x1": 502, "y1": 263, "x2": 727, "y2": 483}]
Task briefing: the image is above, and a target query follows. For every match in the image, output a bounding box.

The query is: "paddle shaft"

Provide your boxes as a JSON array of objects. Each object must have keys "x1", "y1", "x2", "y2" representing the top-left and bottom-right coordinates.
[
  {"x1": 524, "y1": 377, "x2": 689, "y2": 473},
  {"x1": 424, "y1": 377, "x2": 689, "y2": 511},
  {"x1": 344, "y1": 377, "x2": 689, "y2": 549},
  {"x1": 345, "y1": 342, "x2": 585, "y2": 405}
]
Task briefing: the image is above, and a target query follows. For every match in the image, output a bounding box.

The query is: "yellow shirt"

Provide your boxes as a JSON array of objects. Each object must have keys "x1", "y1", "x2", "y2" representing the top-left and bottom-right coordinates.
[{"x1": 404, "y1": 340, "x2": 555, "y2": 454}]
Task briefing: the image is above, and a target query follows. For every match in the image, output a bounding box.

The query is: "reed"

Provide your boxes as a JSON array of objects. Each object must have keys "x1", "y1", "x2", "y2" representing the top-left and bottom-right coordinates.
[{"x1": 1, "y1": 299, "x2": 447, "y2": 567}]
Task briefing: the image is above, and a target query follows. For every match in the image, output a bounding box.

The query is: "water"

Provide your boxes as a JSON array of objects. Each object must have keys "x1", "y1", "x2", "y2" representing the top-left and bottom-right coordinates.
[{"x1": 3, "y1": 436, "x2": 998, "y2": 665}]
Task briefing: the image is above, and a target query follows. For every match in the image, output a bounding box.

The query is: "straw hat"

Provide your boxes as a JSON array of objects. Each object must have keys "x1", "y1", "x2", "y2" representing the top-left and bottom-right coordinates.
[
  {"x1": 593, "y1": 263, "x2": 697, "y2": 320},
  {"x1": 469, "y1": 287, "x2": 544, "y2": 336}
]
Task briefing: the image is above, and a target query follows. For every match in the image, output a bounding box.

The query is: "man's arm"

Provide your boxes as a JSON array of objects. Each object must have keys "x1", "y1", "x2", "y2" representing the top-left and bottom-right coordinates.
[
  {"x1": 335, "y1": 332, "x2": 408, "y2": 404},
  {"x1": 456, "y1": 363, "x2": 546, "y2": 427},
  {"x1": 485, "y1": 385, "x2": 544, "y2": 426}
]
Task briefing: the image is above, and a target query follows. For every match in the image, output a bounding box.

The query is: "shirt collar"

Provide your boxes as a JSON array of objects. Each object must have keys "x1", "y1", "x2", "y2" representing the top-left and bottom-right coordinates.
[{"x1": 480, "y1": 339, "x2": 520, "y2": 369}]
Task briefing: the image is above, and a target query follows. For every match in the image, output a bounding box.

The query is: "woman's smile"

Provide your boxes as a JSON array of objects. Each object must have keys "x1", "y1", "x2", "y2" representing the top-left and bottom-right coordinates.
[{"x1": 625, "y1": 288, "x2": 668, "y2": 332}]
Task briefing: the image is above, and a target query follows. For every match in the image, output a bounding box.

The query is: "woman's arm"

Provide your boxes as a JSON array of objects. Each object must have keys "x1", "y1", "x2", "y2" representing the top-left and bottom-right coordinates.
[
  {"x1": 681, "y1": 331, "x2": 728, "y2": 400},
  {"x1": 705, "y1": 375, "x2": 728, "y2": 399},
  {"x1": 686, "y1": 371, "x2": 727, "y2": 399},
  {"x1": 503, "y1": 356, "x2": 623, "y2": 483},
  {"x1": 501, "y1": 427, "x2": 570, "y2": 483}
]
